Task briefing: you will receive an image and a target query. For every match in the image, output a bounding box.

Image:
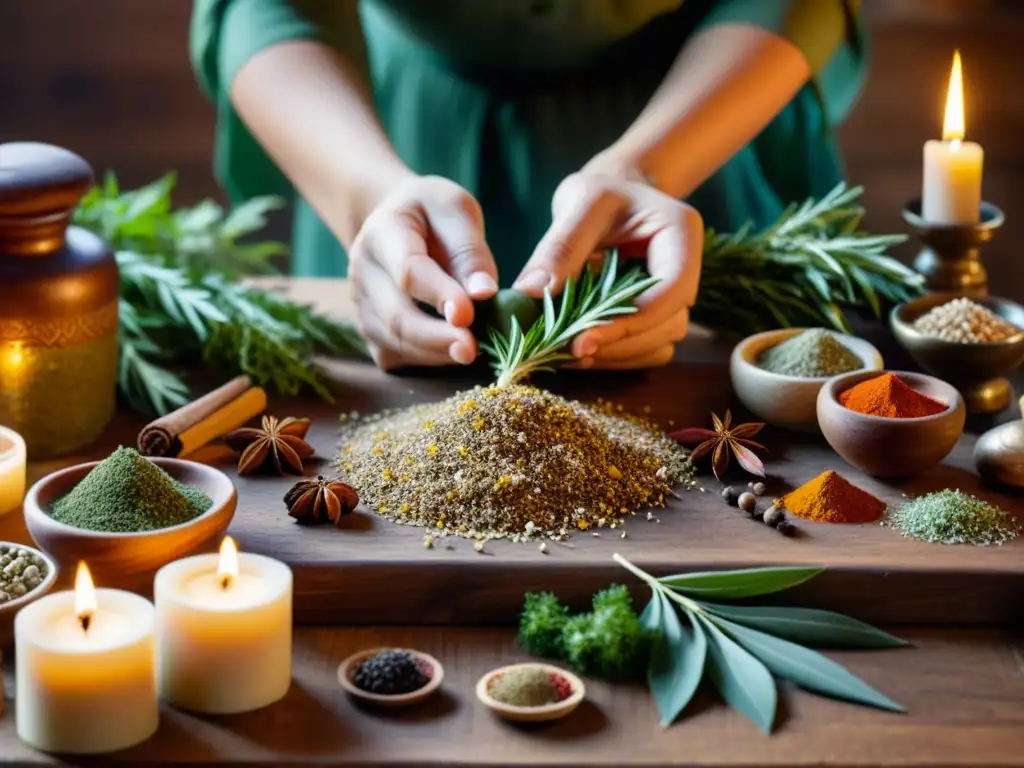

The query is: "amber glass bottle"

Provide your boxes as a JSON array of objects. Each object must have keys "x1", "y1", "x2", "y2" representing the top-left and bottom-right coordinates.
[{"x1": 0, "y1": 143, "x2": 118, "y2": 458}]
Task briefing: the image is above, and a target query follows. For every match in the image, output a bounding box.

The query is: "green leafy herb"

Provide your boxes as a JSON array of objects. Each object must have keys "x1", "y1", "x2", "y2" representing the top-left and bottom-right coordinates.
[
  {"x1": 694, "y1": 183, "x2": 921, "y2": 335},
  {"x1": 75, "y1": 173, "x2": 367, "y2": 416},
  {"x1": 613, "y1": 553, "x2": 906, "y2": 733},
  {"x1": 518, "y1": 584, "x2": 648, "y2": 680},
  {"x1": 481, "y1": 250, "x2": 658, "y2": 387}
]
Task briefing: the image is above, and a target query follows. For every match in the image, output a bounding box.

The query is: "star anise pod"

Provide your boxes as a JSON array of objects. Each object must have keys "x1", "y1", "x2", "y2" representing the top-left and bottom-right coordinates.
[
  {"x1": 226, "y1": 415, "x2": 315, "y2": 476},
  {"x1": 284, "y1": 475, "x2": 359, "y2": 525},
  {"x1": 669, "y1": 410, "x2": 766, "y2": 480}
]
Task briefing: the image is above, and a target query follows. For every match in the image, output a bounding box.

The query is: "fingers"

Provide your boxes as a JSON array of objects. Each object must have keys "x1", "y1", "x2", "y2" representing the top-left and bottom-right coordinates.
[
  {"x1": 352, "y1": 258, "x2": 477, "y2": 367},
  {"x1": 571, "y1": 344, "x2": 676, "y2": 370},
  {"x1": 514, "y1": 174, "x2": 626, "y2": 297},
  {"x1": 421, "y1": 187, "x2": 499, "y2": 302},
  {"x1": 583, "y1": 307, "x2": 689, "y2": 362}
]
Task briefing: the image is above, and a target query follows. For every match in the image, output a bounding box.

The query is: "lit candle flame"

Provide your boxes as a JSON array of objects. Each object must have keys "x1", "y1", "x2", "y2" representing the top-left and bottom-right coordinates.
[
  {"x1": 1, "y1": 343, "x2": 24, "y2": 372},
  {"x1": 942, "y1": 50, "x2": 966, "y2": 144},
  {"x1": 75, "y1": 561, "x2": 96, "y2": 633},
  {"x1": 217, "y1": 536, "x2": 239, "y2": 590}
]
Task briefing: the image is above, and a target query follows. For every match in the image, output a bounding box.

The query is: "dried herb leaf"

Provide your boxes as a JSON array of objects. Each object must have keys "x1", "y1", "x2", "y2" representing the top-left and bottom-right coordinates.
[
  {"x1": 700, "y1": 616, "x2": 777, "y2": 734},
  {"x1": 659, "y1": 566, "x2": 825, "y2": 599},
  {"x1": 700, "y1": 603, "x2": 908, "y2": 649},
  {"x1": 645, "y1": 591, "x2": 707, "y2": 727},
  {"x1": 711, "y1": 617, "x2": 905, "y2": 713}
]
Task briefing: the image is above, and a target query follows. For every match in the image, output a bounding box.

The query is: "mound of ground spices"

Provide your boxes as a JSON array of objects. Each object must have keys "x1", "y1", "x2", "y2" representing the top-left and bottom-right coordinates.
[
  {"x1": 838, "y1": 373, "x2": 947, "y2": 418},
  {"x1": 912, "y1": 297, "x2": 1021, "y2": 344},
  {"x1": 488, "y1": 665, "x2": 572, "y2": 707},
  {"x1": 337, "y1": 385, "x2": 692, "y2": 542},
  {"x1": 757, "y1": 328, "x2": 863, "y2": 378},
  {"x1": 779, "y1": 470, "x2": 886, "y2": 524},
  {"x1": 885, "y1": 489, "x2": 1018, "y2": 545},
  {"x1": 49, "y1": 446, "x2": 212, "y2": 533}
]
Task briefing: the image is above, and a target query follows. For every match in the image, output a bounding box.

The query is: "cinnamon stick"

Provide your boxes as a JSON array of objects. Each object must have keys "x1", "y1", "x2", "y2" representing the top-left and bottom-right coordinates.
[{"x1": 138, "y1": 375, "x2": 260, "y2": 457}]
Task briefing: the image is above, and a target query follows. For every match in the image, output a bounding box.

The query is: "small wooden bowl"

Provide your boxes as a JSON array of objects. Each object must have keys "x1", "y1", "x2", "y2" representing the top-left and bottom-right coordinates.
[
  {"x1": 337, "y1": 648, "x2": 444, "y2": 708},
  {"x1": 23, "y1": 458, "x2": 236, "y2": 584},
  {"x1": 476, "y1": 662, "x2": 585, "y2": 723},
  {"x1": 891, "y1": 293, "x2": 1024, "y2": 414},
  {"x1": 817, "y1": 370, "x2": 966, "y2": 478},
  {"x1": 0, "y1": 542, "x2": 58, "y2": 648},
  {"x1": 730, "y1": 328, "x2": 883, "y2": 432}
]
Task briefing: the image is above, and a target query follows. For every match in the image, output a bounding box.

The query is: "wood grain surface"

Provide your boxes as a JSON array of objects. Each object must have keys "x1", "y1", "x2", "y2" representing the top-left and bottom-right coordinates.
[
  {"x1": 1, "y1": 280, "x2": 1022, "y2": 626},
  {"x1": 2, "y1": 624, "x2": 1023, "y2": 767}
]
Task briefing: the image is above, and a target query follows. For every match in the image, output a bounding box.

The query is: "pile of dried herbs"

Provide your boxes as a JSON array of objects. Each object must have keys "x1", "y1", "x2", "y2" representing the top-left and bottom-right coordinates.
[{"x1": 337, "y1": 385, "x2": 691, "y2": 542}]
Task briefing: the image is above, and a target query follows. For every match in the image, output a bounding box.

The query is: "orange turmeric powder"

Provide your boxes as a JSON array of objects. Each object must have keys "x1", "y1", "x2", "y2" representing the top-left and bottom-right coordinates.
[{"x1": 779, "y1": 470, "x2": 886, "y2": 524}]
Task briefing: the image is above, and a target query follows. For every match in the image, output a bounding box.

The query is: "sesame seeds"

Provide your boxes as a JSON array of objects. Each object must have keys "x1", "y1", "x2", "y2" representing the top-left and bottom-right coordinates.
[{"x1": 337, "y1": 385, "x2": 691, "y2": 543}]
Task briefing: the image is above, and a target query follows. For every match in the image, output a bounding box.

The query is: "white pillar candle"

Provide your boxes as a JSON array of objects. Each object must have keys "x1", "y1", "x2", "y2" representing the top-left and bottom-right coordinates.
[
  {"x1": 922, "y1": 50, "x2": 984, "y2": 223},
  {"x1": 15, "y1": 564, "x2": 158, "y2": 754},
  {"x1": 155, "y1": 537, "x2": 292, "y2": 714},
  {"x1": 0, "y1": 425, "x2": 26, "y2": 515}
]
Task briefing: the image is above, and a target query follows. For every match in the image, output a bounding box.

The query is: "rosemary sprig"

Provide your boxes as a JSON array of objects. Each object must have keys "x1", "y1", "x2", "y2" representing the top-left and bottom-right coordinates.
[
  {"x1": 694, "y1": 183, "x2": 922, "y2": 335},
  {"x1": 481, "y1": 250, "x2": 658, "y2": 387}
]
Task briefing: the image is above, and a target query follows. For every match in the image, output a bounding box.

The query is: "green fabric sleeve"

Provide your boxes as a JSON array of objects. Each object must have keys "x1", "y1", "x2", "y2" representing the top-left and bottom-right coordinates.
[
  {"x1": 189, "y1": 0, "x2": 367, "y2": 201},
  {"x1": 696, "y1": 0, "x2": 865, "y2": 125}
]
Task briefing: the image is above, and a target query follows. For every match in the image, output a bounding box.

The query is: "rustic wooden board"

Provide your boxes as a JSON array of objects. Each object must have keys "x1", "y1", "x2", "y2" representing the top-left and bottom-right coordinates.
[
  {"x1": 3, "y1": 625, "x2": 1024, "y2": 766},
  {"x1": 4, "y1": 333, "x2": 1023, "y2": 627}
]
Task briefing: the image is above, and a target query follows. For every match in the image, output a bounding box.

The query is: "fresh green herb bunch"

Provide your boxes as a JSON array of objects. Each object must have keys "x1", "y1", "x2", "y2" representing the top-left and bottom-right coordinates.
[
  {"x1": 694, "y1": 183, "x2": 921, "y2": 335},
  {"x1": 518, "y1": 584, "x2": 649, "y2": 680},
  {"x1": 75, "y1": 174, "x2": 366, "y2": 415}
]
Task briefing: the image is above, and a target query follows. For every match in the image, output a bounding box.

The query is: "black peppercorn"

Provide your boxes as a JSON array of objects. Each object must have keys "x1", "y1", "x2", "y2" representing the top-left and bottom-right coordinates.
[
  {"x1": 352, "y1": 650, "x2": 431, "y2": 695},
  {"x1": 721, "y1": 486, "x2": 738, "y2": 506},
  {"x1": 737, "y1": 492, "x2": 757, "y2": 513},
  {"x1": 776, "y1": 520, "x2": 796, "y2": 536}
]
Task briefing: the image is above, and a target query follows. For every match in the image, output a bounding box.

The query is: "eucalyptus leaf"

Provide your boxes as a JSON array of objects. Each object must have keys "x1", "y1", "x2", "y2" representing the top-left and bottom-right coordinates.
[
  {"x1": 699, "y1": 603, "x2": 908, "y2": 649},
  {"x1": 646, "y1": 591, "x2": 707, "y2": 726},
  {"x1": 700, "y1": 617, "x2": 777, "y2": 734},
  {"x1": 659, "y1": 566, "x2": 824, "y2": 599},
  {"x1": 712, "y1": 617, "x2": 904, "y2": 713}
]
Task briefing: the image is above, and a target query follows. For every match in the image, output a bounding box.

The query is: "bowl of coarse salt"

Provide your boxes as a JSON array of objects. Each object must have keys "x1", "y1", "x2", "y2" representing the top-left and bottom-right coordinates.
[
  {"x1": 891, "y1": 293, "x2": 1024, "y2": 415},
  {"x1": 730, "y1": 327, "x2": 884, "y2": 432}
]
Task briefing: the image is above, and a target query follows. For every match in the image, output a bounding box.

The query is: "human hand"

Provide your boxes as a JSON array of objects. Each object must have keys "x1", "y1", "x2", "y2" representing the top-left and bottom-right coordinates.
[
  {"x1": 349, "y1": 175, "x2": 499, "y2": 370},
  {"x1": 513, "y1": 171, "x2": 702, "y2": 369}
]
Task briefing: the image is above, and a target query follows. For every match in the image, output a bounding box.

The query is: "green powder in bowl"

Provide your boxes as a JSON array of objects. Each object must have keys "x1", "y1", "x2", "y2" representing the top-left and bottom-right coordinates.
[
  {"x1": 758, "y1": 328, "x2": 863, "y2": 378},
  {"x1": 48, "y1": 447, "x2": 213, "y2": 533}
]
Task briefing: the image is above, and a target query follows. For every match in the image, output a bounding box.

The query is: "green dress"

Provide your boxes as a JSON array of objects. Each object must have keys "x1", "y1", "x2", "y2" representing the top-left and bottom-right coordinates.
[{"x1": 191, "y1": 0, "x2": 865, "y2": 282}]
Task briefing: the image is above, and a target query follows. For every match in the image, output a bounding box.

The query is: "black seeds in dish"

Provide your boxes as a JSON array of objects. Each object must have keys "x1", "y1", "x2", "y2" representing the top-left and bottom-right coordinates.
[{"x1": 352, "y1": 650, "x2": 431, "y2": 695}]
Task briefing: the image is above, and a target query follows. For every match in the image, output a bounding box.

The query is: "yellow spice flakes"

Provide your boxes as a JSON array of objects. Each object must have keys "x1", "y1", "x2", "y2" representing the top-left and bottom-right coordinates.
[
  {"x1": 471, "y1": 416, "x2": 486, "y2": 430},
  {"x1": 608, "y1": 465, "x2": 622, "y2": 480},
  {"x1": 406, "y1": 456, "x2": 415, "y2": 466},
  {"x1": 458, "y1": 445, "x2": 469, "y2": 457},
  {"x1": 382, "y1": 468, "x2": 395, "y2": 481},
  {"x1": 371, "y1": 446, "x2": 385, "y2": 455},
  {"x1": 399, "y1": 504, "x2": 411, "y2": 514},
  {"x1": 427, "y1": 444, "x2": 438, "y2": 456},
  {"x1": 577, "y1": 519, "x2": 591, "y2": 530},
  {"x1": 422, "y1": 421, "x2": 435, "y2": 430},
  {"x1": 458, "y1": 400, "x2": 477, "y2": 415}
]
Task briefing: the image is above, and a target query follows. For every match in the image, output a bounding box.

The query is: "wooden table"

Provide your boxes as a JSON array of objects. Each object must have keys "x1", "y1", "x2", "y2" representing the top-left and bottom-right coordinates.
[{"x1": 2, "y1": 279, "x2": 1023, "y2": 766}]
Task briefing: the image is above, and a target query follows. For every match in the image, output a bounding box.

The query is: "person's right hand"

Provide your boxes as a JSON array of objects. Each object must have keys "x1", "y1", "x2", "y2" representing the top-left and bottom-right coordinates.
[{"x1": 349, "y1": 175, "x2": 499, "y2": 370}]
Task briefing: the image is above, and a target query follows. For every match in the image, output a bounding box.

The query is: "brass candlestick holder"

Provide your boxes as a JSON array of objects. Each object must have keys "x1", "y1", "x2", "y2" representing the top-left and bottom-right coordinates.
[{"x1": 901, "y1": 199, "x2": 1005, "y2": 297}]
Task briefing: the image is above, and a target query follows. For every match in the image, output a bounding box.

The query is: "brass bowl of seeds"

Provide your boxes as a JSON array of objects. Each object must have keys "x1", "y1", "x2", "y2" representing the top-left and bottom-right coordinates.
[
  {"x1": 337, "y1": 648, "x2": 444, "y2": 708},
  {"x1": 476, "y1": 662, "x2": 585, "y2": 723},
  {"x1": 891, "y1": 293, "x2": 1024, "y2": 414},
  {"x1": 0, "y1": 542, "x2": 58, "y2": 648},
  {"x1": 23, "y1": 447, "x2": 236, "y2": 583},
  {"x1": 730, "y1": 328, "x2": 883, "y2": 432}
]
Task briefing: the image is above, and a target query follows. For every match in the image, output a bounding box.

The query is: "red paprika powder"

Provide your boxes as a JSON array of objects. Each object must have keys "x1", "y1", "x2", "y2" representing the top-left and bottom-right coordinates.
[{"x1": 838, "y1": 373, "x2": 947, "y2": 418}]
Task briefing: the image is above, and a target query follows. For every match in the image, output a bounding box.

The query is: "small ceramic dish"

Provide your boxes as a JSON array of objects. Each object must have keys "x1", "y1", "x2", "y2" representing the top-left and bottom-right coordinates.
[
  {"x1": 337, "y1": 648, "x2": 444, "y2": 708},
  {"x1": 730, "y1": 328, "x2": 884, "y2": 432},
  {"x1": 890, "y1": 293, "x2": 1024, "y2": 414},
  {"x1": 476, "y1": 662, "x2": 585, "y2": 723},
  {"x1": 0, "y1": 542, "x2": 58, "y2": 648},
  {"x1": 23, "y1": 458, "x2": 236, "y2": 583},
  {"x1": 817, "y1": 369, "x2": 966, "y2": 478}
]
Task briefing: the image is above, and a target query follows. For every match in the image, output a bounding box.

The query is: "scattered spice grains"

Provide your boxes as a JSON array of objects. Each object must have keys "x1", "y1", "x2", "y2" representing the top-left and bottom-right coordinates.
[
  {"x1": 779, "y1": 470, "x2": 886, "y2": 524},
  {"x1": 488, "y1": 665, "x2": 572, "y2": 707},
  {"x1": 49, "y1": 447, "x2": 212, "y2": 533},
  {"x1": 885, "y1": 489, "x2": 1018, "y2": 545},
  {"x1": 337, "y1": 385, "x2": 692, "y2": 542},
  {"x1": 838, "y1": 373, "x2": 947, "y2": 418},
  {"x1": 912, "y1": 297, "x2": 1021, "y2": 344},
  {"x1": 757, "y1": 328, "x2": 862, "y2": 378},
  {"x1": 351, "y1": 650, "x2": 431, "y2": 695}
]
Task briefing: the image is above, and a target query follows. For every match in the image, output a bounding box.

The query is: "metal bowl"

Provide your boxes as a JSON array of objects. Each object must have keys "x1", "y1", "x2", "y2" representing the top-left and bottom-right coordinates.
[{"x1": 890, "y1": 293, "x2": 1024, "y2": 414}]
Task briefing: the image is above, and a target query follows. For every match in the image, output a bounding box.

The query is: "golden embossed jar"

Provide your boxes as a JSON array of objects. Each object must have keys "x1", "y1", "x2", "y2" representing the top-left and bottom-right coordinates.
[{"x1": 0, "y1": 143, "x2": 118, "y2": 458}]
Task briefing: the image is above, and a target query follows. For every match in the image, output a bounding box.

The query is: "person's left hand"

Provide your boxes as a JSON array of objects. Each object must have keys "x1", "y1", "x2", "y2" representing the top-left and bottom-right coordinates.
[{"x1": 512, "y1": 170, "x2": 703, "y2": 369}]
